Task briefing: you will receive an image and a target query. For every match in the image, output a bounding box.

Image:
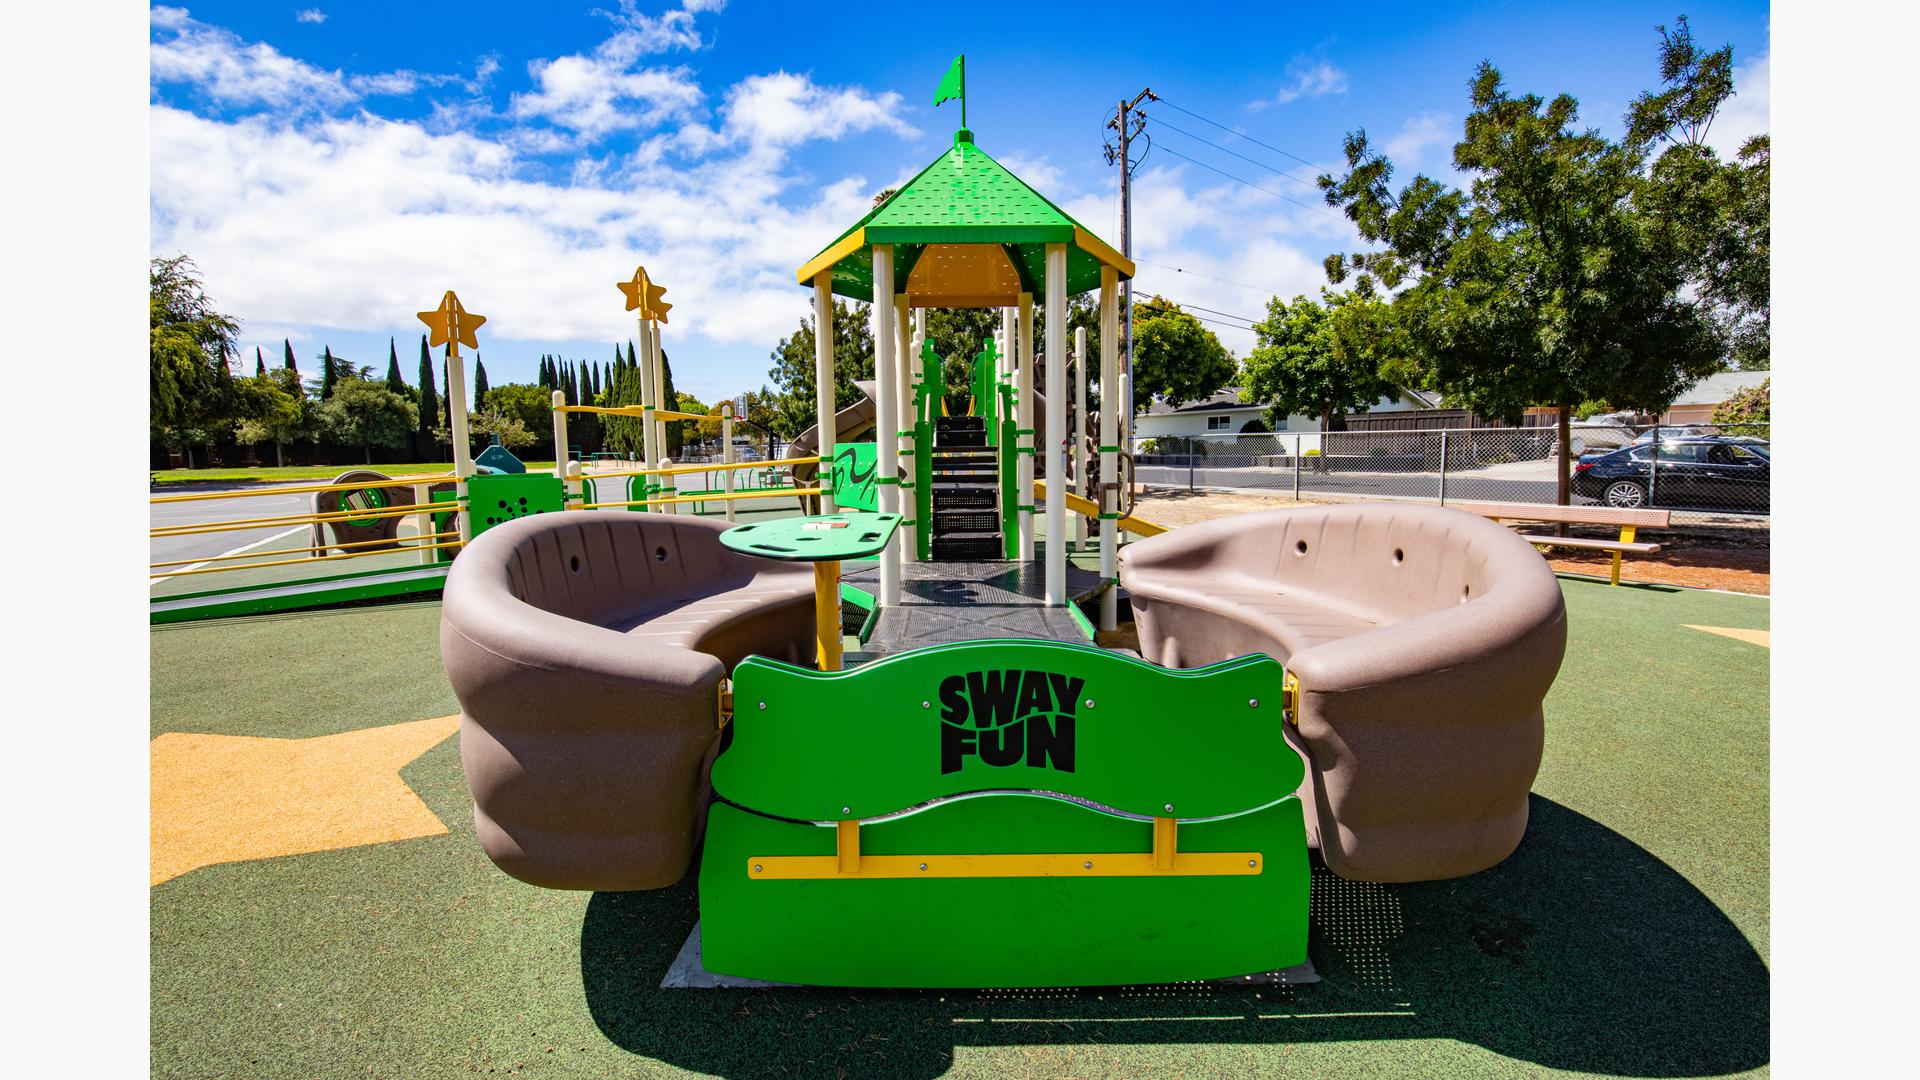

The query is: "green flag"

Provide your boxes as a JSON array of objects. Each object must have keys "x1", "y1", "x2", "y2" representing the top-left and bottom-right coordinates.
[{"x1": 933, "y1": 54, "x2": 965, "y2": 126}]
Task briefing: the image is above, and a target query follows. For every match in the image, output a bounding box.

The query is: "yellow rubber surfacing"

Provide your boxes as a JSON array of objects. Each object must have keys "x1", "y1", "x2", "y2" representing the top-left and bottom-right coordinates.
[
  {"x1": 1685, "y1": 625, "x2": 1770, "y2": 648},
  {"x1": 150, "y1": 714, "x2": 459, "y2": 886}
]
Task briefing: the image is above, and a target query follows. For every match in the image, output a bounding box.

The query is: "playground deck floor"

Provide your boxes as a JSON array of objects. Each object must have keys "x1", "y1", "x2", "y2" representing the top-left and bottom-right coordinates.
[{"x1": 150, "y1": 575, "x2": 1769, "y2": 1078}]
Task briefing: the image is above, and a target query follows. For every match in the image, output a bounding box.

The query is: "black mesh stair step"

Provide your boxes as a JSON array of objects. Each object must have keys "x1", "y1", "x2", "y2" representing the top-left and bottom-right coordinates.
[
  {"x1": 936, "y1": 416, "x2": 985, "y2": 432},
  {"x1": 934, "y1": 508, "x2": 1000, "y2": 533},
  {"x1": 934, "y1": 430, "x2": 987, "y2": 448},
  {"x1": 931, "y1": 472, "x2": 998, "y2": 486},
  {"x1": 932, "y1": 531, "x2": 1004, "y2": 561},
  {"x1": 934, "y1": 488, "x2": 996, "y2": 509}
]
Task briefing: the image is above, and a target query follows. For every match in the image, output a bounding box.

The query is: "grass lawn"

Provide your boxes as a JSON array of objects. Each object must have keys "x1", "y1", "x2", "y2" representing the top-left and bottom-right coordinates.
[
  {"x1": 150, "y1": 578, "x2": 1768, "y2": 1078},
  {"x1": 151, "y1": 462, "x2": 561, "y2": 486}
]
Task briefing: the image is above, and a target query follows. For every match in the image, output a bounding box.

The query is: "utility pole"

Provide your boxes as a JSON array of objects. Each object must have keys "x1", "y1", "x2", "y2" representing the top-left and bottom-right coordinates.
[{"x1": 1106, "y1": 88, "x2": 1154, "y2": 491}]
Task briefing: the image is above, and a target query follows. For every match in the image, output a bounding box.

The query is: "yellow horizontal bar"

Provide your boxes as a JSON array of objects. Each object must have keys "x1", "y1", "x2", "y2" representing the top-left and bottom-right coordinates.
[
  {"x1": 747, "y1": 850, "x2": 1263, "y2": 880},
  {"x1": 150, "y1": 474, "x2": 456, "y2": 504},
  {"x1": 149, "y1": 539, "x2": 463, "y2": 579},
  {"x1": 581, "y1": 487, "x2": 820, "y2": 511},
  {"x1": 586, "y1": 456, "x2": 820, "y2": 480},
  {"x1": 149, "y1": 530, "x2": 459, "y2": 569},
  {"x1": 150, "y1": 501, "x2": 452, "y2": 538}
]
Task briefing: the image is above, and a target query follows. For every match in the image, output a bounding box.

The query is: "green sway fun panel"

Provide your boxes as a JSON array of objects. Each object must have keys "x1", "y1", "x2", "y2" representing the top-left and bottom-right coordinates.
[
  {"x1": 701, "y1": 639, "x2": 1310, "y2": 986},
  {"x1": 717, "y1": 639, "x2": 1299, "y2": 822},
  {"x1": 827, "y1": 442, "x2": 879, "y2": 512},
  {"x1": 699, "y1": 794, "x2": 1309, "y2": 988}
]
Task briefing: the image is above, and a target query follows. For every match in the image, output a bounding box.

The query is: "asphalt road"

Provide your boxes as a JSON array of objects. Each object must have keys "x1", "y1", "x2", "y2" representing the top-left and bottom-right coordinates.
[{"x1": 151, "y1": 469, "x2": 768, "y2": 578}]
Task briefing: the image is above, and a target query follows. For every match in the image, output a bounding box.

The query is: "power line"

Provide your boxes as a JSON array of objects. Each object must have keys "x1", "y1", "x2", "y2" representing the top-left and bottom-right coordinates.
[
  {"x1": 1144, "y1": 112, "x2": 1321, "y2": 192},
  {"x1": 1153, "y1": 143, "x2": 1341, "y2": 220},
  {"x1": 1151, "y1": 95, "x2": 1329, "y2": 171},
  {"x1": 1134, "y1": 257, "x2": 1286, "y2": 297}
]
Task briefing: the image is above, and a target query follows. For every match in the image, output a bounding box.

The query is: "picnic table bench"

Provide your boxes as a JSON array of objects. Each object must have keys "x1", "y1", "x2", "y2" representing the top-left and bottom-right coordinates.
[{"x1": 1449, "y1": 501, "x2": 1670, "y2": 586}]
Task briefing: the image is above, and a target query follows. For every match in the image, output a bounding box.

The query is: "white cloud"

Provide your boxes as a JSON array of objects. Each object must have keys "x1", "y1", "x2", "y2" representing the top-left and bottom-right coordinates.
[
  {"x1": 151, "y1": 11, "x2": 353, "y2": 108},
  {"x1": 1382, "y1": 110, "x2": 1453, "y2": 166},
  {"x1": 1253, "y1": 57, "x2": 1349, "y2": 109},
  {"x1": 510, "y1": 57, "x2": 704, "y2": 138},
  {"x1": 1707, "y1": 44, "x2": 1769, "y2": 159},
  {"x1": 295, "y1": 8, "x2": 326, "y2": 24}
]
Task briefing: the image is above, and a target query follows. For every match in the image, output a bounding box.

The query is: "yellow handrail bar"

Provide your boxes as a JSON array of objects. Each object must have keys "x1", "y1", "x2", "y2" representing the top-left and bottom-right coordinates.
[
  {"x1": 149, "y1": 540, "x2": 464, "y2": 579},
  {"x1": 149, "y1": 474, "x2": 457, "y2": 504},
  {"x1": 586, "y1": 456, "x2": 819, "y2": 480},
  {"x1": 555, "y1": 405, "x2": 710, "y2": 421},
  {"x1": 151, "y1": 501, "x2": 454, "y2": 538},
  {"x1": 148, "y1": 530, "x2": 459, "y2": 569},
  {"x1": 580, "y1": 487, "x2": 822, "y2": 510}
]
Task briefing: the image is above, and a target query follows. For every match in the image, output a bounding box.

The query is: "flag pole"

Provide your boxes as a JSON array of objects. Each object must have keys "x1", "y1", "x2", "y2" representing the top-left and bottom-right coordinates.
[{"x1": 960, "y1": 54, "x2": 967, "y2": 130}]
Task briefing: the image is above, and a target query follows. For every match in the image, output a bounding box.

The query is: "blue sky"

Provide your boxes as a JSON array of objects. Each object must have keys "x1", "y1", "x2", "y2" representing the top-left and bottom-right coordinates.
[{"x1": 150, "y1": 1, "x2": 1770, "y2": 407}]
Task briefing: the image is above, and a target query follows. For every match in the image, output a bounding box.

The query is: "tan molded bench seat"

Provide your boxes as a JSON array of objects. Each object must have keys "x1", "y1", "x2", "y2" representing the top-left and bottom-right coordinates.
[
  {"x1": 1119, "y1": 503, "x2": 1567, "y2": 884},
  {"x1": 442, "y1": 511, "x2": 814, "y2": 891}
]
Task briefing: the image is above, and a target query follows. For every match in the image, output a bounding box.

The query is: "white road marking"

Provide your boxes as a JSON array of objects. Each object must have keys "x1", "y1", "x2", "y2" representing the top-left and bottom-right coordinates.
[{"x1": 150, "y1": 526, "x2": 308, "y2": 587}]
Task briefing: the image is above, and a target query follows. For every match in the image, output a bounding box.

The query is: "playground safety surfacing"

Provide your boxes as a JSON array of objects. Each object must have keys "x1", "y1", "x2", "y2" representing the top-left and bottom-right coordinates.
[{"x1": 150, "y1": 577, "x2": 1769, "y2": 1079}]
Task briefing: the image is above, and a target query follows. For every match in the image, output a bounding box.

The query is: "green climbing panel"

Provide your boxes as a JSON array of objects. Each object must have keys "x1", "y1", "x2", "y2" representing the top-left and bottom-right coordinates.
[
  {"x1": 466, "y1": 473, "x2": 565, "y2": 538},
  {"x1": 828, "y1": 442, "x2": 879, "y2": 512},
  {"x1": 700, "y1": 639, "x2": 1309, "y2": 988}
]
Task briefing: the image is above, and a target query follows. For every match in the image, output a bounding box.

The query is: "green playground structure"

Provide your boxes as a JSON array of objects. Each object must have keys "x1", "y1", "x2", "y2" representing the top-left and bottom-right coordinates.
[{"x1": 157, "y1": 60, "x2": 1569, "y2": 991}]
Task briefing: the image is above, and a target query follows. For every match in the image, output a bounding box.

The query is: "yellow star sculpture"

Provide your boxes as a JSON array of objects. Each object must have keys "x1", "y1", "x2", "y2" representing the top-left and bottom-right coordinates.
[
  {"x1": 416, "y1": 290, "x2": 486, "y2": 349},
  {"x1": 617, "y1": 265, "x2": 672, "y2": 323},
  {"x1": 150, "y1": 714, "x2": 460, "y2": 886}
]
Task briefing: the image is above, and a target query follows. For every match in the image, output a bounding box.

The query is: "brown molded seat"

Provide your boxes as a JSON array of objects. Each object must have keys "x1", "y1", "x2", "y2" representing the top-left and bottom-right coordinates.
[
  {"x1": 441, "y1": 511, "x2": 814, "y2": 891},
  {"x1": 1119, "y1": 503, "x2": 1567, "y2": 883}
]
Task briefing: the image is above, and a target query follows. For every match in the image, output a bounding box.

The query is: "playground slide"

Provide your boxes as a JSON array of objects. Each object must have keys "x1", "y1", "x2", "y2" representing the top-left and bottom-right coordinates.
[
  {"x1": 787, "y1": 379, "x2": 879, "y2": 484},
  {"x1": 1034, "y1": 478, "x2": 1167, "y2": 537}
]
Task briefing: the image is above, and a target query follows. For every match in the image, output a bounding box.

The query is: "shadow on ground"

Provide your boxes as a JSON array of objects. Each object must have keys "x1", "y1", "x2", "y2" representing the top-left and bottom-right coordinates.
[{"x1": 579, "y1": 796, "x2": 1767, "y2": 1078}]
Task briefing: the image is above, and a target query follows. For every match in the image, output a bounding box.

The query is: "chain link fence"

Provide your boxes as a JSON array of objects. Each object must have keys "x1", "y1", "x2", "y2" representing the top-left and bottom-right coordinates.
[{"x1": 1130, "y1": 423, "x2": 1770, "y2": 525}]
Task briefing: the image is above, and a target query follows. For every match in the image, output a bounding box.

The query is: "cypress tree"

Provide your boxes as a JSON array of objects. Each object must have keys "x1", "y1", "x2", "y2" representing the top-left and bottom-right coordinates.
[
  {"x1": 612, "y1": 345, "x2": 623, "y2": 378},
  {"x1": 385, "y1": 338, "x2": 406, "y2": 396},
  {"x1": 417, "y1": 336, "x2": 437, "y2": 441},
  {"x1": 255, "y1": 346, "x2": 266, "y2": 377},
  {"x1": 473, "y1": 356, "x2": 490, "y2": 406},
  {"x1": 441, "y1": 359, "x2": 450, "y2": 439},
  {"x1": 320, "y1": 346, "x2": 338, "y2": 398},
  {"x1": 660, "y1": 348, "x2": 681, "y2": 455},
  {"x1": 284, "y1": 338, "x2": 297, "y2": 373}
]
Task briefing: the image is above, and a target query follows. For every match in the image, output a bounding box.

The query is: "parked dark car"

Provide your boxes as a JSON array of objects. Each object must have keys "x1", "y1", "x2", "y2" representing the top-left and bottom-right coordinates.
[{"x1": 1571, "y1": 436, "x2": 1769, "y2": 512}]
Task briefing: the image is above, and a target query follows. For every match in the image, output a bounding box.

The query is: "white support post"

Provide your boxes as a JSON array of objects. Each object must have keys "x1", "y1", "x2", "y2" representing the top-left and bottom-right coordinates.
[
  {"x1": 636, "y1": 318, "x2": 657, "y2": 472},
  {"x1": 896, "y1": 294, "x2": 917, "y2": 563},
  {"x1": 650, "y1": 322, "x2": 672, "y2": 514},
  {"x1": 1073, "y1": 325, "x2": 1088, "y2": 551},
  {"x1": 1121, "y1": 366, "x2": 1135, "y2": 501},
  {"x1": 1016, "y1": 291, "x2": 1035, "y2": 564},
  {"x1": 872, "y1": 245, "x2": 900, "y2": 606},
  {"x1": 446, "y1": 342, "x2": 474, "y2": 542},
  {"x1": 813, "y1": 272, "x2": 837, "y2": 514},
  {"x1": 722, "y1": 402, "x2": 736, "y2": 522},
  {"x1": 413, "y1": 482, "x2": 434, "y2": 564},
  {"x1": 1098, "y1": 267, "x2": 1119, "y2": 631},
  {"x1": 550, "y1": 389, "x2": 576, "y2": 507},
  {"x1": 1043, "y1": 245, "x2": 1067, "y2": 605}
]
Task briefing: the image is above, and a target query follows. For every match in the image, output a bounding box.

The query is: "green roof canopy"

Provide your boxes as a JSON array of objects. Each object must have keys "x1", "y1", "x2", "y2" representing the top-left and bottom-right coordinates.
[{"x1": 796, "y1": 130, "x2": 1135, "y2": 307}]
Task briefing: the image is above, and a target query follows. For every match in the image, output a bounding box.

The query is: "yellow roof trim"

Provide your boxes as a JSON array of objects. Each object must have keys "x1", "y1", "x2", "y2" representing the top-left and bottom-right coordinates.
[
  {"x1": 796, "y1": 227, "x2": 867, "y2": 285},
  {"x1": 1073, "y1": 226, "x2": 1135, "y2": 279}
]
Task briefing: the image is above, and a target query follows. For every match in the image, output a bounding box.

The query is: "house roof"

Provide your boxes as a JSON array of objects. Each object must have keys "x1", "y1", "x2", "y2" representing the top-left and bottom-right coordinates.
[
  {"x1": 795, "y1": 129, "x2": 1134, "y2": 307},
  {"x1": 1669, "y1": 370, "x2": 1768, "y2": 407},
  {"x1": 1142, "y1": 388, "x2": 1265, "y2": 416}
]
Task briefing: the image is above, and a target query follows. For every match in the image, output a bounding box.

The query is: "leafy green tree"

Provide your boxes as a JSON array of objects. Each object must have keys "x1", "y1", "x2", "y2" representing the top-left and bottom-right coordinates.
[
  {"x1": 321, "y1": 378, "x2": 418, "y2": 464},
  {"x1": 1240, "y1": 289, "x2": 1399, "y2": 431},
  {"x1": 1626, "y1": 17, "x2": 1769, "y2": 368},
  {"x1": 483, "y1": 383, "x2": 554, "y2": 452},
  {"x1": 469, "y1": 407, "x2": 538, "y2": 451},
  {"x1": 1319, "y1": 56, "x2": 1724, "y2": 505},
  {"x1": 150, "y1": 255, "x2": 240, "y2": 430},
  {"x1": 766, "y1": 301, "x2": 875, "y2": 437},
  {"x1": 925, "y1": 307, "x2": 1001, "y2": 408},
  {"x1": 385, "y1": 338, "x2": 407, "y2": 396},
  {"x1": 1711, "y1": 377, "x2": 1768, "y2": 435},
  {"x1": 233, "y1": 369, "x2": 312, "y2": 467},
  {"x1": 600, "y1": 363, "x2": 645, "y2": 456},
  {"x1": 320, "y1": 345, "x2": 338, "y2": 399},
  {"x1": 1129, "y1": 296, "x2": 1236, "y2": 413},
  {"x1": 416, "y1": 336, "x2": 437, "y2": 451}
]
